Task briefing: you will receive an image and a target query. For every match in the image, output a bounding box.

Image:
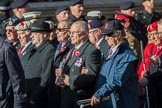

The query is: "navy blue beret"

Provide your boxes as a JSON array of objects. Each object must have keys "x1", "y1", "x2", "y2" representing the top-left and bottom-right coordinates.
[
  {"x1": 55, "y1": 6, "x2": 69, "y2": 16},
  {"x1": 120, "y1": 1, "x2": 135, "y2": 10},
  {"x1": 69, "y1": 0, "x2": 83, "y2": 6},
  {"x1": 11, "y1": 0, "x2": 28, "y2": 9}
]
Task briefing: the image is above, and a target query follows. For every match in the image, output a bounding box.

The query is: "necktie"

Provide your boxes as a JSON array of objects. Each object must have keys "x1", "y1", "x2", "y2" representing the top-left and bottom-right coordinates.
[
  {"x1": 109, "y1": 49, "x2": 113, "y2": 56},
  {"x1": 17, "y1": 47, "x2": 23, "y2": 56}
]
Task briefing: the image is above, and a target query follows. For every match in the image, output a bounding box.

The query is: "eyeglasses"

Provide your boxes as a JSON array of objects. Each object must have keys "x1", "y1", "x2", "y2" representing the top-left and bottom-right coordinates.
[{"x1": 56, "y1": 28, "x2": 69, "y2": 32}]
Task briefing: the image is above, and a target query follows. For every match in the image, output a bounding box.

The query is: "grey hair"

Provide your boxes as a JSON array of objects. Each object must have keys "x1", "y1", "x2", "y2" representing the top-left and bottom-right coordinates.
[
  {"x1": 72, "y1": 21, "x2": 89, "y2": 33},
  {"x1": 58, "y1": 20, "x2": 73, "y2": 29}
]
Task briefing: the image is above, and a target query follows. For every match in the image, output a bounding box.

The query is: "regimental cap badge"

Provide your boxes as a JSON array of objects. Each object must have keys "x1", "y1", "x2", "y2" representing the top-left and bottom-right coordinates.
[{"x1": 8, "y1": 20, "x2": 13, "y2": 26}]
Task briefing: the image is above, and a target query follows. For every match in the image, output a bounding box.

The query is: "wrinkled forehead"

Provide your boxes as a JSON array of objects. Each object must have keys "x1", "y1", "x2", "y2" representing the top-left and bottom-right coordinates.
[
  {"x1": 70, "y1": 23, "x2": 80, "y2": 31},
  {"x1": 6, "y1": 26, "x2": 15, "y2": 30}
]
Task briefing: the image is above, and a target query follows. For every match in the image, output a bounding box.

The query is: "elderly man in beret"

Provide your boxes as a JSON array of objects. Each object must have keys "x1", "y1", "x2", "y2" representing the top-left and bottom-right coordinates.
[
  {"x1": 69, "y1": 0, "x2": 85, "y2": 22},
  {"x1": 23, "y1": 20, "x2": 56, "y2": 108},
  {"x1": 5, "y1": 18, "x2": 21, "y2": 51},
  {"x1": 15, "y1": 21, "x2": 33, "y2": 76},
  {"x1": 15, "y1": 21, "x2": 32, "y2": 56},
  {"x1": 55, "y1": 6, "x2": 70, "y2": 22},
  {"x1": 10, "y1": 0, "x2": 29, "y2": 23},
  {"x1": 91, "y1": 20, "x2": 138, "y2": 108},
  {"x1": 0, "y1": 29, "x2": 26, "y2": 108}
]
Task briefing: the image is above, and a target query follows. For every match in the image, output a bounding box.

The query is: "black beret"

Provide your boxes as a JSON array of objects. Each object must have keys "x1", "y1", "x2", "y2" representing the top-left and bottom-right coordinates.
[
  {"x1": 69, "y1": 0, "x2": 83, "y2": 6},
  {"x1": 0, "y1": 0, "x2": 11, "y2": 11},
  {"x1": 11, "y1": 0, "x2": 28, "y2": 9},
  {"x1": 31, "y1": 20, "x2": 51, "y2": 32},
  {"x1": 55, "y1": 6, "x2": 69, "y2": 16},
  {"x1": 120, "y1": 1, "x2": 135, "y2": 10}
]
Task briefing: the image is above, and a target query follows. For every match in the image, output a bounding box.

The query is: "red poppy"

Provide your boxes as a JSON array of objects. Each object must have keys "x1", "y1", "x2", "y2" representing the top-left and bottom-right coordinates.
[
  {"x1": 60, "y1": 47, "x2": 65, "y2": 52},
  {"x1": 20, "y1": 22, "x2": 25, "y2": 26},
  {"x1": 75, "y1": 51, "x2": 80, "y2": 56}
]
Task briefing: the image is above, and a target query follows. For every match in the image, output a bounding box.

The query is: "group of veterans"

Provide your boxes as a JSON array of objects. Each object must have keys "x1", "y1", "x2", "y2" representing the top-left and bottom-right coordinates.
[{"x1": 0, "y1": 0, "x2": 162, "y2": 108}]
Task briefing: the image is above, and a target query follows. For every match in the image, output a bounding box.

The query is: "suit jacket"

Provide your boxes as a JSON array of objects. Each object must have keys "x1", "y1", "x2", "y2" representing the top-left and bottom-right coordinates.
[
  {"x1": 62, "y1": 40, "x2": 102, "y2": 108},
  {"x1": 53, "y1": 39, "x2": 74, "y2": 68},
  {"x1": 19, "y1": 42, "x2": 33, "y2": 70},
  {"x1": 24, "y1": 41, "x2": 55, "y2": 107},
  {"x1": 0, "y1": 36, "x2": 26, "y2": 108},
  {"x1": 48, "y1": 39, "x2": 73, "y2": 108}
]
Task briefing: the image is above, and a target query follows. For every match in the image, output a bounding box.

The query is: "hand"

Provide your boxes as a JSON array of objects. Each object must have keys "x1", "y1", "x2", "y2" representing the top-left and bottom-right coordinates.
[
  {"x1": 139, "y1": 77, "x2": 149, "y2": 86},
  {"x1": 63, "y1": 75, "x2": 70, "y2": 86},
  {"x1": 81, "y1": 67, "x2": 88, "y2": 74},
  {"x1": 55, "y1": 75, "x2": 65, "y2": 88},
  {"x1": 91, "y1": 96, "x2": 100, "y2": 106},
  {"x1": 55, "y1": 68, "x2": 62, "y2": 77},
  {"x1": 151, "y1": 55, "x2": 160, "y2": 64}
]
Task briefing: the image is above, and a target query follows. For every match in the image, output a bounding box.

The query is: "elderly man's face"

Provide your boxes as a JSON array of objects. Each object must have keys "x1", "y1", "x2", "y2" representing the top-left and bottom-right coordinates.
[
  {"x1": 70, "y1": 4, "x2": 84, "y2": 18},
  {"x1": 56, "y1": 10, "x2": 69, "y2": 22},
  {"x1": 105, "y1": 32, "x2": 120, "y2": 48},
  {"x1": 88, "y1": 28, "x2": 101, "y2": 45},
  {"x1": 56, "y1": 22, "x2": 69, "y2": 43},
  {"x1": 6, "y1": 26, "x2": 18, "y2": 42},
  {"x1": 70, "y1": 23, "x2": 84, "y2": 46},
  {"x1": 17, "y1": 30, "x2": 30, "y2": 47},
  {"x1": 31, "y1": 32, "x2": 44, "y2": 47}
]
